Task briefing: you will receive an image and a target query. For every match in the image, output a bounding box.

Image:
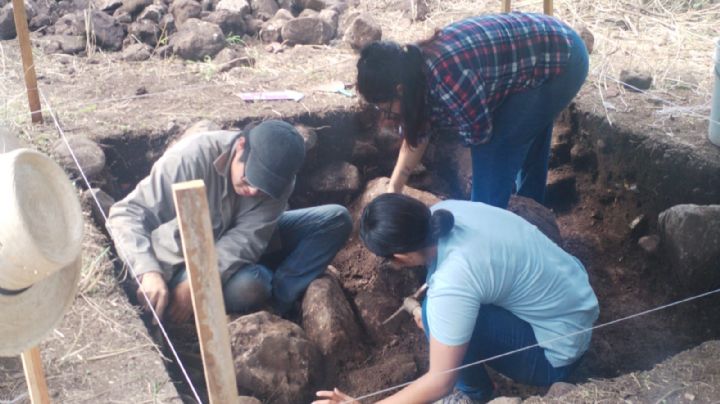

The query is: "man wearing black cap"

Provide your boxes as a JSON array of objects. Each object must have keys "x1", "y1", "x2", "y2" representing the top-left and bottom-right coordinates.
[{"x1": 108, "y1": 120, "x2": 352, "y2": 323}]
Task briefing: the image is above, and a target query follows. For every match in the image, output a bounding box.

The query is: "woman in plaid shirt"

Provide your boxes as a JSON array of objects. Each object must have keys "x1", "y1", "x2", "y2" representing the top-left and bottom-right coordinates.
[{"x1": 357, "y1": 12, "x2": 589, "y2": 208}]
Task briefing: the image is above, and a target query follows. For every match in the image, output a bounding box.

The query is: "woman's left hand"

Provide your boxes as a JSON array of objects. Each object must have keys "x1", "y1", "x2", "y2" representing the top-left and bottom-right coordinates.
[{"x1": 313, "y1": 388, "x2": 359, "y2": 404}]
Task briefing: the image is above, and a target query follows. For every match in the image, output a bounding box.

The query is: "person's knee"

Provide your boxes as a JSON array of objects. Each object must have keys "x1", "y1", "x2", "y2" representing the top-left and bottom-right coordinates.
[
  {"x1": 324, "y1": 204, "x2": 352, "y2": 239},
  {"x1": 223, "y1": 266, "x2": 272, "y2": 313}
]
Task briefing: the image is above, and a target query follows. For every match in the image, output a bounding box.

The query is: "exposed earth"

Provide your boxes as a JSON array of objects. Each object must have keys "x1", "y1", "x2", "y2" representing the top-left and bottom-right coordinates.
[{"x1": 2, "y1": 0, "x2": 720, "y2": 403}]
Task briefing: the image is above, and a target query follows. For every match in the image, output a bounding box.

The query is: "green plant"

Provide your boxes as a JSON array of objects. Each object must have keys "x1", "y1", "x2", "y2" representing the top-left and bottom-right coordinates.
[{"x1": 226, "y1": 33, "x2": 245, "y2": 46}]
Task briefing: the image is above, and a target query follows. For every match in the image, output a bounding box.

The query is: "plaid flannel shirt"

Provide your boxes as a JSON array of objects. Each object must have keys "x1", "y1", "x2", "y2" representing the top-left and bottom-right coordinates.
[{"x1": 423, "y1": 13, "x2": 574, "y2": 146}]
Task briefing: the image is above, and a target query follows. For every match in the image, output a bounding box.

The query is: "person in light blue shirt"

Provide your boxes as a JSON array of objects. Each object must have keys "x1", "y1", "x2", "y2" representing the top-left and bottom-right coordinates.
[{"x1": 315, "y1": 193, "x2": 598, "y2": 404}]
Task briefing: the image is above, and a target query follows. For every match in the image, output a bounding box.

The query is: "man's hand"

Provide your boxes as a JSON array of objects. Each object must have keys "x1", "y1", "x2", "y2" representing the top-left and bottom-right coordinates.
[
  {"x1": 168, "y1": 280, "x2": 194, "y2": 324},
  {"x1": 137, "y1": 272, "x2": 168, "y2": 325},
  {"x1": 313, "y1": 388, "x2": 359, "y2": 404}
]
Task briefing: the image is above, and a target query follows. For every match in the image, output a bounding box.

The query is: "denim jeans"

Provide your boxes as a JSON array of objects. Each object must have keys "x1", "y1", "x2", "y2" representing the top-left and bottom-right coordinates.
[
  {"x1": 422, "y1": 301, "x2": 580, "y2": 401},
  {"x1": 169, "y1": 204, "x2": 352, "y2": 313},
  {"x1": 469, "y1": 29, "x2": 589, "y2": 208}
]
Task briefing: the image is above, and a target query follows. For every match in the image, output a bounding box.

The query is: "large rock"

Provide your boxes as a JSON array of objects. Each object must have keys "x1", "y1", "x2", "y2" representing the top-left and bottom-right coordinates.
[
  {"x1": 349, "y1": 177, "x2": 440, "y2": 225},
  {"x1": 117, "y1": 0, "x2": 151, "y2": 16},
  {"x1": 169, "y1": 18, "x2": 225, "y2": 60},
  {"x1": 658, "y1": 204, "x2": 720, "y2": 291},
  {"x1": 53, "y1": 11, "x2": 85, "y2": 36},
  {"x1": 138, "y1": 3, "x2": 166, "y2": 22},
  {"x1": 121, "y1": 42, "x2": 152, "y2": 61},
  {"x1": 229, "y1": 311, "x2": 322, "y2": 404},
  {"x1": 216, "y1": 0, "x2": 250, "y2": 15},
  {"x1": 128, "y1": 19, "x2": 160, "y2": 46},
  {"x1": 0, "y1": 4, "x2": 16, "y2": 39},
  {"x1": 353, "y1": 290, "x2": 401, "y2": 341},
  {"x1": 51, "y1": 136, "x2": 106, "y2": 180},
  {"x1": 249, "y1": 0, "x2": 277, "y2": 20},
  {"x1": 90, "y1": 11, "x2": 126, "y2": 51},
  {"x1": 301, "y1": 275, "x2": 361, "y2": 359},
  {"x1": 170, "y1": 0, "x2": 202, "y2": 26},
  {"x1": 204, "y1": 9, "x2": 245, "y2": 36},
  {"x1": 257, "y1": 8, "x2": 291, "y2": 42},
  {"x1": 213, "y1": 46, "x2": 254, "y2": 71},
  {"x1": 299, "y1": 0, "x2": 340, "y2": 11},
  {"x1": 81, "y1": 188, "x2": 116, "y2": 225},
  {"x1": 42, "y1": 34, "x2": 86, "y2": 55},
  {"x1": 507, "y1": 195, "x2": 562, "y2": 246},
  {"x1": 620, "y1": 69, "x2": 653, "y2": 91},
  {"x1": 344, "y1": 13, "x2": 381, "y2": 50},
  {"x1": 281, "y1": 16, "x2": 334, "y2": 45}
]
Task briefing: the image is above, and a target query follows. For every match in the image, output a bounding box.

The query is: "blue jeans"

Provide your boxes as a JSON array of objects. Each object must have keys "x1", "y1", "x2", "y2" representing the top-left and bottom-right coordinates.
[
  {"x1": 470, "y1": 29, "x2": 589, "y2": 208},
  {"x1": 170, "y1": 204, "x2": 352, "y2": 313},
  {"x1": 422, "y1": 301, "x2": 580, "y2": 401}
]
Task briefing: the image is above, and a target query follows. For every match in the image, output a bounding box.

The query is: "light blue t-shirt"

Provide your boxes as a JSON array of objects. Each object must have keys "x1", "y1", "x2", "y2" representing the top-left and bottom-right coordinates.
[{"x1": 426, "y1": 200, "x2": 599, "y2": 367}]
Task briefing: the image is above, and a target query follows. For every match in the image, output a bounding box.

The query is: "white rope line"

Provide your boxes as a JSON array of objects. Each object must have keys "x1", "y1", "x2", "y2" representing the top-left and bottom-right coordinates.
[
  {"x1": 348, "y1": 286, "x2": 720, "y2": 403},
  {"x1": 39, "y1": 89, "x2": 205, "y2": 404}
]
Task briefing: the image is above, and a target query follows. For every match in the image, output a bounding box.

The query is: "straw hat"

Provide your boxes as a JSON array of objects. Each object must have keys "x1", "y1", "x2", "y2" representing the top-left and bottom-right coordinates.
[{"x1": 0, "y1": 147, "x2": 84, "y2": 357}]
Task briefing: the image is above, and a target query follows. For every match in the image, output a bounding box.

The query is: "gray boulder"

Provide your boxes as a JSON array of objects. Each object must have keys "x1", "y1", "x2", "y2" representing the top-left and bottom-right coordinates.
[
  {"x1": 301, "y1": 275, "x2": 361, "y2": 358},
  {"x1": 90, "y1": 11, "x2": 126, "y2": 51},
  {"x1": 281, "y1": 16, "x2": 334, "y2": 45},
  {"x1": 42, "y1": 35, "x2": 86, "y2": 55},
  {"x1": 507, "y1": 195, "x2": 562, "y2": 246},
  {"x1": 344, "y1": 13, "x2": 381, "y2": 50},
  {"x1": 258, "y1": 8, "x2": 291, "y2": 42},
  {"x1": 318, "y1": 8, "x2": 338, "y2": 34},
  {"x1": 299, "y1": 0, "x2": 340, "y2": 12},
  {"x1": 0, "y1": 4, "x2": 16, "y2": 39},
  {"x1": 53, "y1": 11, "x2": 85, "y2": 36},
  {"x1": 128, "y1": 19, "x2": 160, "y2": 46},
  {"x1": 309, "y1": 161, "x2": 361, "y2": 194},
  {"x1": 620, "y1": 69, "x2": 653, "y2": 91},
  {"x1": 170, "y1": 0, "x2": 202, "y2": 26},
  {"x1": 204, "y1": 9, "x2": 245, "y2": 35},
  {"x1": 169, "y1": 18, "x2": 225, "y2": 60},
  {"x1": 138, "y1": 3, "x2": 166, "y2": 22},
  {"x1": 117, "y1": 0, "x2": 151, "y2": 16},
  {"x1": 658, "y1": 204, "x2": 720, "y2": 291},
  {"x1": 51, "y1": 136, "x2": 106, "y2": 180},
  {"x1": 249, "y1": 0, "x2": 277, "y2": 20},
  {"x1": 82, "y1": 188, "x2": 115, "y2": 225},
  {"x1": 229, "y1": 311, "x2": 322, "y2": 404},
  {"x1": 213, "y1": 46, "x2": 254, "y2": 71},
  {"x1": 121, "y1": 42, "x2": 152, "y2": 61},
  {"x1": 216, "y1": 0, "x2": 250, "y2": 15}
]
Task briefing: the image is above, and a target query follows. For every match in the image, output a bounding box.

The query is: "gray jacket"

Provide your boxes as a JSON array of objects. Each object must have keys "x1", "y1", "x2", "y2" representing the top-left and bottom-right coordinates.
[{"x1": 107, "y1": 130, "x2": 290, "y2": 284}]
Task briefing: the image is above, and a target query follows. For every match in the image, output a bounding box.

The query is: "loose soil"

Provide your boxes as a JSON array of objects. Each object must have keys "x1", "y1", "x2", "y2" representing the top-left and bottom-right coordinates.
[{"x1": 2, "y1": 0, "x2": 720, "y2": 403}]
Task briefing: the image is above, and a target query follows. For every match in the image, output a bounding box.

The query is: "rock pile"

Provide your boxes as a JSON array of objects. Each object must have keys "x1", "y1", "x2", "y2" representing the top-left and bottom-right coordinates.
[{"x1": 0, "y1": 0, "x2": 382, "y2": 60}]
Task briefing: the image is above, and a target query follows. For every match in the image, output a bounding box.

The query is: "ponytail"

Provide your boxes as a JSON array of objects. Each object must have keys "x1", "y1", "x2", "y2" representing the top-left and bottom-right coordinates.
[{"x1": 429, "y1": 209, "x2": 454, "y2": 242}]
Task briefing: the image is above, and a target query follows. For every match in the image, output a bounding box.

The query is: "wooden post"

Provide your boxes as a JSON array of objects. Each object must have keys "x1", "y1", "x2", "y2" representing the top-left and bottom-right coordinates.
[
  {"x1": 21, "y1": 347, "x2": 51, "y2": 404},
  {"x1": 172, "y1": 180, "x2": 239, "y2": 404},
  {"x1": 12, "y1": 0, "x2": 42, "y2": 123},
  {"x1": 501, "y1": 0, "x2": 511, "y2": 12},
  {"x1": 544, "y1": 0, "x2": 553, "y2": 15}
]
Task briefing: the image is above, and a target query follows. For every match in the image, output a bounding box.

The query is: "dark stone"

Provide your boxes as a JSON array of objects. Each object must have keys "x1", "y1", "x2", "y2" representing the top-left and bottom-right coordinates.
[
  {"x1": 82, "y1": 188, "x2": 115, "y2": 224},
  {"x1": 51, "y1": 136, "x2": 106, "y2": 180},
  {"x1": 90, "y1": 11, "x2": 126, "y2": 51},
  {"x1": 620, "y1": 70, "x2": 653, "y2": 91},
  {"x1": 308, "y1": 161, "x2": 361, "y2": 194},
  {"x1": 301, "y1": 275, "x2": 361, "y2": 359},
  {"x1": 216, "y1": 0, "x2": 250, "y2": 15},
  {"x1": 170, "y1": 0, "x2": 201, "y2": 25},
  {"x1": 128, "y1": 19, "x2": 160, "y2": 46},
  {"x1": 229, "y1": 311, "x2": 322, "y2": 404},
  {"x1": 258, "y1": 8, "x2": 290, "y2": 42},
  {"x1": 53, "y1": 11, "x2": 85, "y2": 36},
  {"x1": 213, "y1": 46, "x2": 254, "y2": 71},
  {"x1": 249, "y1": 0, "x2": 277, "y2": 20},
  {"x1": 117, "y1": 0, "x2": 151, "y2": 16},
  {"x1": 169, "y1": 18, "x2": 225, "y2": 60},
  {"x1": 344, "y1": 13, "x2": 381, "y2": 50},
  {"x1": 42, "y1": 34, "x2": 86, "y2": 54},
  {"x1": 204, "y1": 9, "x2": 245, "y2": 35},
  {"x1": 508, "y1": 195, "x2": 563, "y2": 246},
  {"x1": 281, "y1": 16, "x2": 334, "y2": 45},
  {"x1": 121, "y1": 42, "x2": 152, "y2": 61},
  {"x1": 138, "y1": 4, "x2": 166, "y2": 22},
  {"x1": 629, "y1": 214, "x2": 649, "y2": 239},
  {"x1": 658, "y1": 204, "x2": 720, "y2": 291}
]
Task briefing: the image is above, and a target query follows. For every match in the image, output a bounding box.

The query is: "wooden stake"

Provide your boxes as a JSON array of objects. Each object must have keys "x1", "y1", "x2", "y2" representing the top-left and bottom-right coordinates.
[
  {"x1": 12, "y1": 0, "x2": 42, "y2": 123},
  {"x1": 501, "y1": 0, "x2": 511, "y2": 13},
  {"x1": 544, "y1": 0, "x2": 553, "y2": 15},
  {"x1": 172, "y1": 180, "x2": 239, "y2": 404},
  {"x1": 21, "y1": 347, "x2": 51, "y2": 404}
]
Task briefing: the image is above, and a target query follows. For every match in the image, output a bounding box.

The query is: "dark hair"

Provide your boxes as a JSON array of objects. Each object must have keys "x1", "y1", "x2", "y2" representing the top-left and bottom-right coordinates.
[
  {"x1": 357, "y1": 41, "x2": 428, "y2": 148},
  {"x1": 360, "y1": 193, "x2": 454, "y2": 258}
]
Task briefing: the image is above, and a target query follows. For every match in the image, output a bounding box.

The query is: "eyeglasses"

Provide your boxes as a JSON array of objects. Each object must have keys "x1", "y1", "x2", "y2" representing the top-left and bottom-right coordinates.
[{"x1": 372, "y1": 104, "x2": 403, "y2": 121}]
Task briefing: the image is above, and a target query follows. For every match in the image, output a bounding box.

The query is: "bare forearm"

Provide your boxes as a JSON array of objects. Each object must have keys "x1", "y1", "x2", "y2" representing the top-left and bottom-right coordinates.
[{"x1": 389, "y1": 138, "x2": 429, "y2": 192}]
